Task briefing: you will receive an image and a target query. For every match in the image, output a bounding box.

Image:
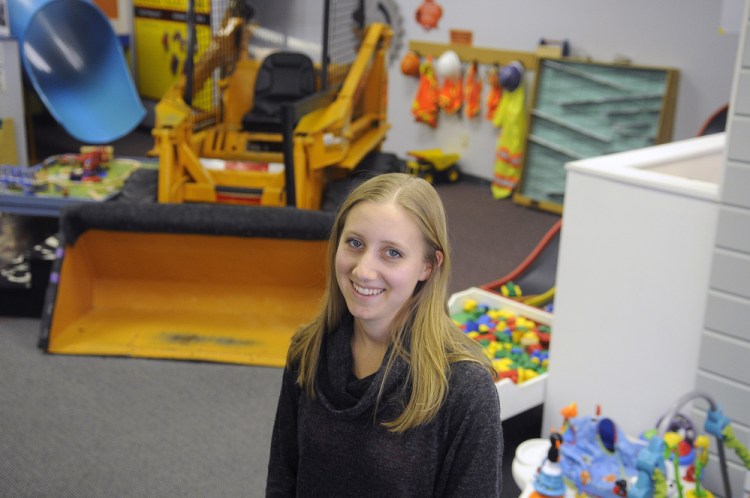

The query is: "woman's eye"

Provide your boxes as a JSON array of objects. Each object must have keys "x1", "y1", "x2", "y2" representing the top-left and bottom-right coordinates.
[
  {"x1": 346, "y1": 239, "x2": 362, "y2": 249},
  {"x1": 386, "y1": 248, "x2": 403, "y2": 258}
]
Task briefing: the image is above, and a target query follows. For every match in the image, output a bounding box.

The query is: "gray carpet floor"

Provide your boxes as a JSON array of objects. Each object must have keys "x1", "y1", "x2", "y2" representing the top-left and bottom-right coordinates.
[
  {"x1": 1, "y1": 119, "x2": 561, "y2": 496},
  {"x1": 1, "y1": 317, "x2": 281, "y2": 496}
]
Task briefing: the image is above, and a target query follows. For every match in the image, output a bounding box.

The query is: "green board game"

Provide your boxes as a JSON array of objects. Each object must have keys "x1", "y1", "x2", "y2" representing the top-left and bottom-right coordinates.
[{"x1": 0, "y1": 151, "x2": 146, "y2": 216}]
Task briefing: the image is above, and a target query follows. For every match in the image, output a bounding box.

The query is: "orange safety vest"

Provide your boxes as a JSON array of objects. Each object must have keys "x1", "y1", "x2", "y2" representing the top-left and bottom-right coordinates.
[
  {"x1": 438, "y1": 76, "x2": 462, "y2": 115},
  {"x1": 412, "y1": 57, "x2": 439, "y2": 128},
  {"x1": 464, "y1": 62, "x2": 482, "y2": 119},
  {"x1": 485, "y1": 67, "x2": 502, "y2": 121}
]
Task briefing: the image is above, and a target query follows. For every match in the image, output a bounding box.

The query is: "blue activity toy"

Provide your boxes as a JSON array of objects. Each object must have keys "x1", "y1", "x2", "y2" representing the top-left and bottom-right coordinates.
[
  {"x1": 558, "y1": 406, "x2": 645, "y2": 498},
  {"x1": 632, "y1": 391, "x2": 750, "y2": 498}
]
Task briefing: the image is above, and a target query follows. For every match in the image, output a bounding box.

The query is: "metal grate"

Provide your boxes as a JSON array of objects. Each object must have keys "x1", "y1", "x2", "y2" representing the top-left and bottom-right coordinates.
[
  {"x1": 183, "y1": 0, "x2": 249, "y2": 129},
  {"x1": 180, "y1": 0, "x2": 365, "y2": 127},
  {"x1": 322, "y1": 0, "x2": 362, "y2": 90}
]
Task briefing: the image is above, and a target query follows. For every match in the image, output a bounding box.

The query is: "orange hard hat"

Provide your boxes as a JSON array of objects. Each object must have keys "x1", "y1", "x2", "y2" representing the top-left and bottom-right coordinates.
[{"x1": 400, "y1": 50, "x2": 421, "y2": 77}]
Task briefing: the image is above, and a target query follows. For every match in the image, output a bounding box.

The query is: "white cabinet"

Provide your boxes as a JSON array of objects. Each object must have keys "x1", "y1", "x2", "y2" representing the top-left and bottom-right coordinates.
[{"x1": 542, "y1": 133, "x2": 724, "y2": 436}]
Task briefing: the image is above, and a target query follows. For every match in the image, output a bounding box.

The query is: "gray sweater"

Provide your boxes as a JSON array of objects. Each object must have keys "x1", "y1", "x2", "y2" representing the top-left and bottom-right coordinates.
[{"x1": 266, "y1": 317, "x2": 503, "y2": 497}]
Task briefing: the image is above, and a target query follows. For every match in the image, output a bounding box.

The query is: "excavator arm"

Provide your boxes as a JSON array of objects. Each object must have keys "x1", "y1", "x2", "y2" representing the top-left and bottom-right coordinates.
[
  {"x1": 295, "y1": 22, "x2": 392, "y2": 169},
  {"x1": 288, "y1": 22, "x2": 393, "y2": 208}
]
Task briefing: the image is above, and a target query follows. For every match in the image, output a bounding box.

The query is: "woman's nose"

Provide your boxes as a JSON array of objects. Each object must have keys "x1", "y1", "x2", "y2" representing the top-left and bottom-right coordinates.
[{"x1": 352, "y1": 252, "x2": 378, "y2": 280}]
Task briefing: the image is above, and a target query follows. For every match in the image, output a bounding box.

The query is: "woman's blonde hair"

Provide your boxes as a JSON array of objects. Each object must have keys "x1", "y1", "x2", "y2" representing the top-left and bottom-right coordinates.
[{"x1": 287, "y1": 173, "x2": 495, "y2": 432}]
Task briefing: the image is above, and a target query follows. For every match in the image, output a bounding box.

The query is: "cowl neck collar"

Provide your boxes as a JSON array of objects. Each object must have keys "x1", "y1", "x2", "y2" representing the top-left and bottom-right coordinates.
[{"x1": 315, "y1": 315, "x2": 409, "y2": 421}]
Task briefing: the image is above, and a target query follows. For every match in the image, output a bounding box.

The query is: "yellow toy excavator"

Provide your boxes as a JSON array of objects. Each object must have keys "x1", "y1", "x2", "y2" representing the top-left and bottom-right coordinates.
[
  {"x1": 151, "y1": 0, "x2": 393, "y2": 210},
  {"x1": 39, "y1": 1, "x2": 400, "y2": 367}
]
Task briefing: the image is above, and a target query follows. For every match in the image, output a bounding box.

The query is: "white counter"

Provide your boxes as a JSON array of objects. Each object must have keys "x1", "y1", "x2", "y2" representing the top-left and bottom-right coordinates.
[{"x1": 542, "y1": 133, "x2": 725, "y2": 437}]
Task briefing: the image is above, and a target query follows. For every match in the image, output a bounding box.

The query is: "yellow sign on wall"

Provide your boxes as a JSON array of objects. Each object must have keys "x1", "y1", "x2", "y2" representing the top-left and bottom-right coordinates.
[
  {"x1": 133, "y1": 0, "x2": 212, "y2": 100},
  {"x1": 0, "y1": 119, "x2": 19, "y2": 165}
]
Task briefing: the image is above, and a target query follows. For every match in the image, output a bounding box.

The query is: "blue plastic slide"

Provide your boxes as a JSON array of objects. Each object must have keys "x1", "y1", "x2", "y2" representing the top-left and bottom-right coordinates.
[{"x1": 9, "y1": 0, "x2": 145, "y2": 143}]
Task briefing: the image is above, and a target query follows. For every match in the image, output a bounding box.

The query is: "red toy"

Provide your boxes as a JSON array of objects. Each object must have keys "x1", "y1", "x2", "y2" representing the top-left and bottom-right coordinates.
[
  {"x1": 415, "y1": 0, "x2": 443, "y2": 30},
  {"x1": 48, "y1": 146, "x2": 112, "y2": 183}
]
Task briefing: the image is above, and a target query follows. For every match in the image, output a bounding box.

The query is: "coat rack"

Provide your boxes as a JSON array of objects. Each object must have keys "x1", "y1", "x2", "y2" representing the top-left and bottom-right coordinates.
[{"x1": 407, "y1": 40, "x2": 539, "y2": 70}]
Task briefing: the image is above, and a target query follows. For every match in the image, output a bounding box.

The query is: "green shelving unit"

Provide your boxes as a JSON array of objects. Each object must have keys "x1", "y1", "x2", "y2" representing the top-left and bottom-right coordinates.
[{"x1": 514, "y1": 58, "x2": 679, "y2": 214}]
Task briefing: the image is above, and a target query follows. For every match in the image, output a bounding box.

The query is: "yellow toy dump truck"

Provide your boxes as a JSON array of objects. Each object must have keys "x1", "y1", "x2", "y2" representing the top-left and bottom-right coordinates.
[{"x1": 406, "y1": 148, "x2": 461, "y2": 184}]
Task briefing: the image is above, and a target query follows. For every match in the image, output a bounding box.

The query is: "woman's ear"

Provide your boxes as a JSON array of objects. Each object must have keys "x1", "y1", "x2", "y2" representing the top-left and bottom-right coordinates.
[
  {"x1": 435, "y1": 250, "x2": 444, "y2": 270},
  {"x1": 420, "y1": 250, "x2": 443, "y2": 281}
]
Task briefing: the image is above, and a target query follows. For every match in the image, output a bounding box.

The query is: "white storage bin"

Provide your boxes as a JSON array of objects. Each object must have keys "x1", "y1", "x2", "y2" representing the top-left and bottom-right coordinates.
[{"x1": 448, "y1": 287, "x2": 553, "y2": 420}]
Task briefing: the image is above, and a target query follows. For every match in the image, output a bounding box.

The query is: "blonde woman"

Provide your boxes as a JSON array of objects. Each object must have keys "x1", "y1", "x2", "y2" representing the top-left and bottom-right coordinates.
[{"x1": 266, "y1": 173, "x2": 503, "y2": 497}]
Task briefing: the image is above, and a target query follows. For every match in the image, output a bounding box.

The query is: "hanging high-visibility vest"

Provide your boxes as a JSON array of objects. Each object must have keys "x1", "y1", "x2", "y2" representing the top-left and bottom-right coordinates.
[
  {"x1": 464, "y1": 62, "x2": 482, "y2": 119},
  {"x1": 491, "y1": 82, "x2": 527, "y2": 199},
  {"x1": 412, "y1": 56, "x2": 440, "y2": 128},
  {"x1": 439, "y1": 76, "x2": 462, "y2": 115},
  {"x1": 485, "y1": 66, "x2": 503, "y2": 121}
]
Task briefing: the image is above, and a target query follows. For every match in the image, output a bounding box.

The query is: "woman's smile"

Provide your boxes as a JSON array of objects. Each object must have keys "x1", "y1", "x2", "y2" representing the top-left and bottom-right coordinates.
[{"x1": 351, "y1": 281, "x2": 385, "y2": 297}]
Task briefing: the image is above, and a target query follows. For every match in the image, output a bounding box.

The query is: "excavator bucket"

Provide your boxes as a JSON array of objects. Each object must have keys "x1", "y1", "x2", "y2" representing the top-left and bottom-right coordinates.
[{"x1": 39, "y1": 202, "x2": 334, "y2": 366}]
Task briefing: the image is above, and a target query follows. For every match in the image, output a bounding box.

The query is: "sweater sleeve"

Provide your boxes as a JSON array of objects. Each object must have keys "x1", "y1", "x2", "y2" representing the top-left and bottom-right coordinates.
[
  {"x1": 439, "y1": 362, "x2": 504, "y2": 498},
  {"x1": 266, "y1": 366, "x2": 300, "y2": 497}
]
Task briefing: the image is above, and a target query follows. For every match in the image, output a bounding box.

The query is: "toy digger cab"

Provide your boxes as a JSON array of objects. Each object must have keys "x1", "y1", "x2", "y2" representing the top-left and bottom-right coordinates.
[
  {"x1": 152, "y1": 0, "x2": 394, "y2": 210},
  {"x1": 39, "y1": 0, "x2": 397, "y2": 366}
]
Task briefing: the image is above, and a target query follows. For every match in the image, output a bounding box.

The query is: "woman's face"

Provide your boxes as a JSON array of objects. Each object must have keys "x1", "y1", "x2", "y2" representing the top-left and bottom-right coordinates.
[{"x1": 335, "y1": 200, "x2": 434, "y2": 342}]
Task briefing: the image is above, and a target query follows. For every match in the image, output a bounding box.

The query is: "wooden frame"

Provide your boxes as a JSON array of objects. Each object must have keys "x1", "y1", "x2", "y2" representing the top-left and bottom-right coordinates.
[
  {"x1": 513, "y1": 57, "x2": 679, "y2": 214},
  {"x1": 408, "y1": 40, "x2": 538, "y2": 71}
]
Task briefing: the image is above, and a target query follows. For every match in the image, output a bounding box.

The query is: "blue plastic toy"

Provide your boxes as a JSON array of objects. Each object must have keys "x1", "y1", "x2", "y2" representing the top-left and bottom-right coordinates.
[
  {"x1": 633, "y1": 392, "x2": 747, "y2": 498},
  {"x1": 0, "y1": 165, "x2": 45, "y2": 194},
  {"x1": 629, "y1": 436, "x2": 668, "y2": 498},
  {"x1": 558, "y1": 406, "x2": 645, "y2": 498},
  {"x1": 8, "y1": 0, "x2": 145, "y2": 143},
  {"x1": 704, "y1": 405, "x2": 731, "y2": 439}
]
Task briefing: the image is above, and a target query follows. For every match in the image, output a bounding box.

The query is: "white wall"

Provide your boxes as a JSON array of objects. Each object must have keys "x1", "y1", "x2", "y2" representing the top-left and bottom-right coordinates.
[
  {"x1": 120, "y1": 0, "x2": 739, "y2": 180},
  {"x1": 383, "y1": 0, "x2": 740, "y2": 180},
  {"x1": 248, "y1": 1, "x2": 324, "y2": 61},
  {"x1": 696, "y1": 1, "x2": 750, "y2": 494}
]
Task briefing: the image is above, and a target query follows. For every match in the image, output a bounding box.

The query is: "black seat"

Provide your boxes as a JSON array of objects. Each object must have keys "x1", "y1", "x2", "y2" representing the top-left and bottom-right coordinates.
[{"x1": 242, "y1": 52, "x2": 316, "y2": 133}]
